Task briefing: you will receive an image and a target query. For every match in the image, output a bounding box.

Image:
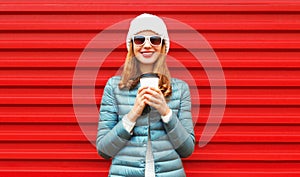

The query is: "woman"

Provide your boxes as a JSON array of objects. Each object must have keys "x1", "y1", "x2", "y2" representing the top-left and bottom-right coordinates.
[{"x1": 96, "y1": 13, "x2": 195, "y2": 177}]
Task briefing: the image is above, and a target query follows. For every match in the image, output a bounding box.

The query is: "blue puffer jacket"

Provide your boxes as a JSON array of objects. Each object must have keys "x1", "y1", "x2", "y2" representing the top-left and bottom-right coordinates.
[{"x1": 96, "y1": 76, "x2": 195, "y2": 177}]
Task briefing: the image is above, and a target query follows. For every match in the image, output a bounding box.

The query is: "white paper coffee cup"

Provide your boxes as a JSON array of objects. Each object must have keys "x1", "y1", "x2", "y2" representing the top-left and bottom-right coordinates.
[{"x1": 140, "y1": 73, "x2": 159, "y2": 89}]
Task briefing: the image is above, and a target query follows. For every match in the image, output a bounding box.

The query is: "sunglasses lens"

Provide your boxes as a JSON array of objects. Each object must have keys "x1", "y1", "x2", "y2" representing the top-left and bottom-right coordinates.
[
  {"x1": 150, "y1": 36, "x2": 162, "y2": 45},
  {"x1": 133, "y1": 36, "x2": 145, "y2": 45}
]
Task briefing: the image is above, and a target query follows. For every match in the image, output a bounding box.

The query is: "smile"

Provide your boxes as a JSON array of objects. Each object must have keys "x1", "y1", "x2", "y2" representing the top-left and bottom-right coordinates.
[{"x1": 141, "y1": 51, "x2": 155, "y2": 58}]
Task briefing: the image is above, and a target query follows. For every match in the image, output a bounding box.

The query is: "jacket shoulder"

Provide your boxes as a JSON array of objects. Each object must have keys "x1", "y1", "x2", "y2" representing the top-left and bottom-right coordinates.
[
  {"x1": 171, "y1": 78, "x2": 189, "y2": 89},
  {"x1": 106, "y1": 76, "x2": 121, "y2": 85},
  {"x1": 103, "y1": 76, "x2": 121, "y2": 89}
]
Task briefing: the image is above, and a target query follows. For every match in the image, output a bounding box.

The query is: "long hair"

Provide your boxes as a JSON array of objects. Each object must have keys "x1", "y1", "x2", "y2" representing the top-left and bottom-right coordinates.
[{"x1": 118, "y1": 41, "x2": 172, "y2": 98}]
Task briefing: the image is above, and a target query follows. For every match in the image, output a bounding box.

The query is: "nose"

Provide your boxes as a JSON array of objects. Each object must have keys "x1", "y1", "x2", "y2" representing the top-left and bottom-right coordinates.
[{"x1": 143, "y1": 38, "x2": 152, "y2": 48}]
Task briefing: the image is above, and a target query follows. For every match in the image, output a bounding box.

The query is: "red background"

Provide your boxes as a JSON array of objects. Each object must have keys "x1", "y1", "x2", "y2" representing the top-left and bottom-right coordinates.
[{"x1": 0, "y1": 0, "x2": 300, "y2": 176}]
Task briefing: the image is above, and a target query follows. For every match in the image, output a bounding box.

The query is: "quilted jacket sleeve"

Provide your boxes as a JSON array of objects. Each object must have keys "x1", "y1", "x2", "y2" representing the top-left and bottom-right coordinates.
[
  {"x1": 96, "y1": 77, "x2": 132, "y2": 159},
  {"x1": 163, "y1": 80, "x2": 195, "y2": 158}
]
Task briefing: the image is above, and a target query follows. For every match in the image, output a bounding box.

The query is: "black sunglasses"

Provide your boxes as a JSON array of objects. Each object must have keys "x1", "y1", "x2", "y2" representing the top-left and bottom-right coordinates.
[{"x1": 132, "y1": 35, "x2": 163, "y2": 46}]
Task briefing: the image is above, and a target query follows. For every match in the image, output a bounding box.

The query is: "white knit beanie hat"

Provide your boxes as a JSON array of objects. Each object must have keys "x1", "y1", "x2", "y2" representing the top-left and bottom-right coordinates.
[{"x1": 126, "y1": 13, "x2": 170, "y2": 53}]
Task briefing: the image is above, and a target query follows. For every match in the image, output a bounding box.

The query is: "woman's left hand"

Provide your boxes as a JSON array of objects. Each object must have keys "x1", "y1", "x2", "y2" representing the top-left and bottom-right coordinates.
[{"x1": 143, "y1": 87, "x2": 170, "y2": 116}]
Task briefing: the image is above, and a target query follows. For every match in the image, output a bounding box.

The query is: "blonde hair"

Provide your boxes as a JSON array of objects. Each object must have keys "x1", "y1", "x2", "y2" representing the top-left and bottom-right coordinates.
[{"x1": 118, "y1": 41, "x2": 172, "y2": 98}]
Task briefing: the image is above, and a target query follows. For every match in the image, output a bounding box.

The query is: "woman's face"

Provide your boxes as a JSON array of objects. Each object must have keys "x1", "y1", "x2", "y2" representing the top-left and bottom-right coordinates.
[{"x1": 133, "y1": 30, "x2": 162, "y2": 66}]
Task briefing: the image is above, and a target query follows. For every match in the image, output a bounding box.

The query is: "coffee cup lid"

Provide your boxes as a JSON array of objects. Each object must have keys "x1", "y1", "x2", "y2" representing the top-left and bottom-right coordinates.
[{"x1": 140, "y1": 73, "x2": 159, "y2": 78}]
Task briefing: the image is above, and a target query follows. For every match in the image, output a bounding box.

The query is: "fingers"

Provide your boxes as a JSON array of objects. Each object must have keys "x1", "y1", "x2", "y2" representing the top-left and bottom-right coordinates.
[
  {"x1": 144, "y1": 87, "x2": 161, "y2": 97},
  {"x1": 149, "y1": 87, "x2": 161, "y2": 92},
  {"x1": 137, "y1": 87, "x2": 150, "y2": 100},
  {"x1": 144, "y1": 99, "x2": 155, "y2": 108},
  {"x1": 144, "y1": 95, "x2": 155, "y2": 105},
  {"x1": 138, "y1": 87, "x2": 164, "y2": 105},
  {"x1": 144, "y1": 93, "x2": 167, "y2": 116},
  {"x1": 144, "y1": 94, "x2": 161, "y2": 104},
  {"x1": 136, "y1": 86, "x2": 169, "y2": 116},
  {"x1": 138, "y1": 86, "x2": 149, "y2": 94},
  {"x1": 143, "y1": 88, "x2": 164, "y2": 106},
  {"x1": 138, "y1": 87, "x2": 161, "y2": 100}
]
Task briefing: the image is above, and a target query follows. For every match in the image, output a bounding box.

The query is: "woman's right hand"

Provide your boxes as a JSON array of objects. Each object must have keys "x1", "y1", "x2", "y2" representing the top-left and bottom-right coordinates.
[{"x1": 127, "y1": 86, "x2": 148, "y2": 122}]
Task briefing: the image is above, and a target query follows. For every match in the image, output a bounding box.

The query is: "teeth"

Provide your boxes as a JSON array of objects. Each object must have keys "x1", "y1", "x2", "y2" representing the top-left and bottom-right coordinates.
[{"x1": 142, "y1": 52, "x2": 153, "y2": 57}]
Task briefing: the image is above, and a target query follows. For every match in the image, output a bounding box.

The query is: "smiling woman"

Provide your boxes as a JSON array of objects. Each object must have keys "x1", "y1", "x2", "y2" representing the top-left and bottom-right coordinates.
[
  {"x1": 96, "y1": 13, "x2": 195, "y2": 177},
  {"x1": 133, "y1": 31, "x2": 163, "y2": 72}
]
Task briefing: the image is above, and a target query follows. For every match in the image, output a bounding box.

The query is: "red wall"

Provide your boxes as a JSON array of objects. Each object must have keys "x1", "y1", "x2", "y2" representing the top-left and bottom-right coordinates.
[{"x1": 0, "y1": 0, "x2": 300, "y2": 176}]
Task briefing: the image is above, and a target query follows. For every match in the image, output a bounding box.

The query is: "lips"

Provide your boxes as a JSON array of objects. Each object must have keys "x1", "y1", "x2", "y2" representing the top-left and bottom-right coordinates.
[{"x1": 141, "y1": 51, "x2": 154, "y2": 58}]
